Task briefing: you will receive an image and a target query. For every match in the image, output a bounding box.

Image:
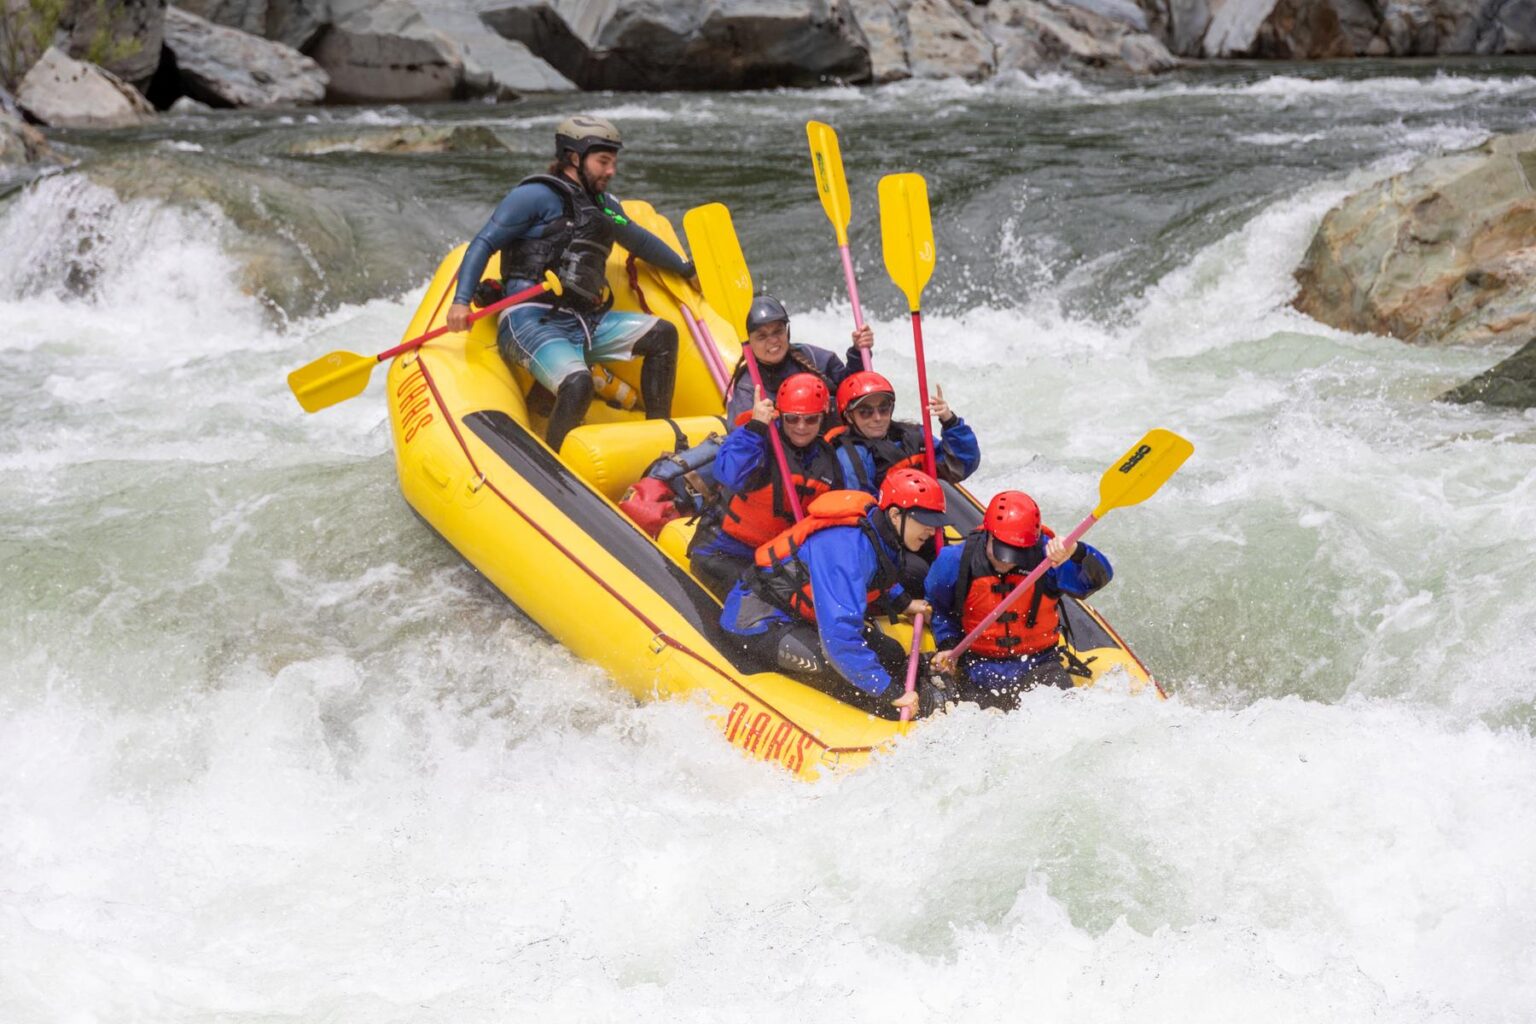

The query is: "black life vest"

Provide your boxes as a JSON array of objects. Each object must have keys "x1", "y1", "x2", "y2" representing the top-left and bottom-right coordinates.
[
  {"x1": 826, "y1": 421, "x2": 929, "y2": 492},
  {"x1": 727, "y1": 346, "x2": 837, "y2": 411},
  {"x1": 721, "y1": 436, "x2": 841, "y2": 549},
  {"x1": 498, "y1": 174, "x2": 616, "y2": 311},
  {"x1": 953, "y1": 531, "x2": 1061, "y2": 658},
  {"x1": 749, "y1": 491, "x2": 904, "y2": 623}
]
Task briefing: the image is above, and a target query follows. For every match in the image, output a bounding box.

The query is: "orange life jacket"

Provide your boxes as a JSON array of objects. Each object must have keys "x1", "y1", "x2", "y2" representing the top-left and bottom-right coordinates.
[
  {"x1": 750, "y1": 490, "x2": 902, "y2": 623},
  {"x1": 720, "y1": 439, "x2": 840, "y2": 549},
  {"x1": 954, "y1": 531, "x2": 1062, "y2": 658}
]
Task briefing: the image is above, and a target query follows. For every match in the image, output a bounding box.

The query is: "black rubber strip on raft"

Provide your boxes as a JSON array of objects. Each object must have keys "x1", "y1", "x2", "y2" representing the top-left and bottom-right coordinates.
[{"x1": 462, "y1": 409, "x2": 762, "y2": 674}]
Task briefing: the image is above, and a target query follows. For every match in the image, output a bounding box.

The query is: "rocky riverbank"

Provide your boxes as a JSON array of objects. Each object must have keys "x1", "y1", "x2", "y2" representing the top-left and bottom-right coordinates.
[{"x1": 2, "y1": 0, "x2": 1533, "y2": 139}]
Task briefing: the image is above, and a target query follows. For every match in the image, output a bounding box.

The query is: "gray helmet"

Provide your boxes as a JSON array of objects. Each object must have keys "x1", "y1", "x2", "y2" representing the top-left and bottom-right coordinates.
[
  {"x1": 745, "y1": 294, "x2": 790, "y2": 334},
  {"x1": 555, "y1": 114, "x2": 623, "y2": 158}
]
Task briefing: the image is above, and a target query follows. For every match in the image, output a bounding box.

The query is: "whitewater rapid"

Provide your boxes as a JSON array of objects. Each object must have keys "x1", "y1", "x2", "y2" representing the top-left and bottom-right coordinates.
[{"x1": 3, "y1": 65, "x2": 1536, "y2": 1021}]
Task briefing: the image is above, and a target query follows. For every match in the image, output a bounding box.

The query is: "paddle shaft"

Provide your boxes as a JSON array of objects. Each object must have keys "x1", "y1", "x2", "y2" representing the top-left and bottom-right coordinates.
[
  {"x1": 839, "y1": 246, "x2": 872, "y2": 372},
  {"x1": 901, "y1": 612, "x2": 925, "y2": 722},
  {"x1": 949, "y1": 512, "x2": 1099, "y2": 660},
  {"x1": 678, "y1": 301, "x2": 730, "y2": 397},
  {"x1": 378, "y1": 278, "x2": 552, "y2": 363},
  {"x1": 739, "y1": 341, "x2": 805, "y2": 521}
]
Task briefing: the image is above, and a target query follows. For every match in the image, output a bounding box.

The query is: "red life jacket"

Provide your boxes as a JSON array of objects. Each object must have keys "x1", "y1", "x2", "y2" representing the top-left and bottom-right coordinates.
[
  {"x1": 750, "y1": 490, "x2": 902, "y2": 623},
  {"x1": 721, "y1": 438, "x2": 840, "y2": 549},
  {"x1": 954, "y1": 531, "x2": 1062, "y2": 658},
  {"x1": 825, "y1": 422, "x2": 928, "y2": 492}
]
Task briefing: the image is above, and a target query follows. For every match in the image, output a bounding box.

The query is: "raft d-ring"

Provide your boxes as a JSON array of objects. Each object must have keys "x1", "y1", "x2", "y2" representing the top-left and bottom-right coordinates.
[
  {"x1": 401, "y1": 350, "x2": 419, "y2": 367},
  {"x1": 648, "y1": 633, "x2": 669, "y2": 655},
  {"x1": 468, "y1": 471, "x2": 487, "y2": 493}
]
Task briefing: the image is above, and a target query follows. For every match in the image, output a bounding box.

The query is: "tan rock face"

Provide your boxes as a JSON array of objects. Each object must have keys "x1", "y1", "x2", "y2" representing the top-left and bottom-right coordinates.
[
  {"x1": 1294, "y1": 132, "x2": 1536, "y2": 348},
  {"x1": 16, "y1": 48, "x2": 155, "y2": 129}
]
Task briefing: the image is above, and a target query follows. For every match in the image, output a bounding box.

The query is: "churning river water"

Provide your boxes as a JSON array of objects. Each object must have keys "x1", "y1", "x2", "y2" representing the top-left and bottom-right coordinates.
[{"x1": 3, "y1": 60, "x2": 1536, "y2": 1021}]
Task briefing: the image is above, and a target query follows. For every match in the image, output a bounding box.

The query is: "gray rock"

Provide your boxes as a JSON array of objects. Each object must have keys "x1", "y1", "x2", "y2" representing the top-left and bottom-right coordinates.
[
  {"x1": 310, "y1": 0, "x2": 471, "y2": 101},
  {"x1": 1060, "y1": 0, "x2": 1150, "y2": 32},
  {"x1": 481, "y1": 0, "x2": 870, "y2": 89},
  {"x1": 986, "y1": 0, "x2": 1178, "y2": 73},
  {"x1": 164, "y1": 6, "x2": 329, "y2": 107},
  {"x1": 1294, "y1": 131, "x2": 1536, "y2": 348},
  {"x1": 174, "y1": 0, "x2": 333, "y2": 51},
  {"x1": 1442, "y1": 337, "x2": 1536, "y2": 408},
  {"x1": 16, "y1": 48, "x2": 156, "y2": 129},
  {"x1": 1, "y1": 104, "x2": 60, "y2": 168},
  {"x1": 906, "y1": 0, "x2": 995, "y2": 79},
  {"x1": 1149, "y1": 0, "x2": 1536, "y2": 56},
  {"x1": 412, "y1": 0, "x2": 573, "y2": 94},
  {"x1": 65, "y1": 0, "x2": 167, "y2": 87}
]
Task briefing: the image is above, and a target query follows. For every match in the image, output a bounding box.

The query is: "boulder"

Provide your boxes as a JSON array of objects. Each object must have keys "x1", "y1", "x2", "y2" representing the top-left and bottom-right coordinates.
[
  {"x1": 173, "y1": 0, "x2": 333, "y2": 51},
  {"x1": 1, "y1": 103, "x2": 59, "y2": 169},
  {"x1": 986, "y1": 0, "x2": 1178, "y2": 74},
  {"x1": 1293, "y1": 131, "x2": 1536, "y2": 348},
  {"x1": 64, "y1": 0, "x2": 167, "y2": 87},
  {"x1": 905, "y1": 0, "x2": 995, "y2": 79},
  {"x1": 1149, "y1": 0, "x2": 1536, "y2": 56},
  {"x1": 1442, "y1": 337, "x2": 1536, "y2": 409},
  {"x1": 480, "y1": 0, "x2": 870, "y2": 89},
  {"x1": 163, "y1": 6, "x2": 329, "y2": 107},
  {"x1": 309, "y1": 0, "x2": 570, "y2": 100},
  {"x1": 16, "y1": 48, "x2": 156, "y2": 129}
]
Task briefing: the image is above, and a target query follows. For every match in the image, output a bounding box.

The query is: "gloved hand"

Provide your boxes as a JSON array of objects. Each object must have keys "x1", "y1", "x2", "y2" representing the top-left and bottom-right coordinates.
[{"x1": 471, "y1": 278, "x2": 504, "y2": 309}]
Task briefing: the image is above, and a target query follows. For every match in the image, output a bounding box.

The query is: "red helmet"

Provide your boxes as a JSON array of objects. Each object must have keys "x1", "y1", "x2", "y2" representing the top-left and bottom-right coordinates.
[
  {"x1": 836, "y1": 371, "x2": 895, "y2": 418},
  {"x1": 878, "y1": 468, "x2": 947, "y2": 527},
  {"x1": 776, "y1": 373, "x2": 829, "y2": 416},
  {"x1": 983, "y1": 490, "x2": 1041, "y2": 563}
]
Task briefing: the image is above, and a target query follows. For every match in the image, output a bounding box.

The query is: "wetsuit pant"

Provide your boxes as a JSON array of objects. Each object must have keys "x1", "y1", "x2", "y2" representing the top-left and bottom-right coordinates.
[
  {"x1": 947, "y1": 648, "x2": 1073, "y2": 711},
  {"x1": 729, "y1": 619, "x2": 911, "y2": 720}
]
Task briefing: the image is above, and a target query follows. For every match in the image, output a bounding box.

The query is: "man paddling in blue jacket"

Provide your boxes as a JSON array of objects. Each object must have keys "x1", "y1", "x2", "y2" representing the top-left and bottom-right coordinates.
[
  {"x1": 720, "y1": 468, "x2": 948, "y2": 719},
  {"x1": 445, "y1": 114, "x2": 697, "y2": 451}
]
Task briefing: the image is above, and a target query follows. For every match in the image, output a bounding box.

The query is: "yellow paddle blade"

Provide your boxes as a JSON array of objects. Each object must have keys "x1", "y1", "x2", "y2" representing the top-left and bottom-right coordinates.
[
  {"x1": 1092, "y1": 428, "x2": 1195, "y2": 519},
  {"x1": 286, "y1": 350, "x2": 375, "y2": 413},
  {"x1": 623, "y1": 200, "x2": 698, "y2": 298},
  {"x1": 878, "y1": 172, "x2": 935, "y2": 312},
  {"x1": 683, "y1": 202, "x2": 754, "y2": 341},
  {"x1": 806, "y1": 120, "x2": 852, "y2": 247}
]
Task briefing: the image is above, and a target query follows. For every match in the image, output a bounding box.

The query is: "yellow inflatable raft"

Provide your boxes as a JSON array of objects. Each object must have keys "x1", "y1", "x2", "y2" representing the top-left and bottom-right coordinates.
[{"x1": 386, "y1": 202, "x2": 1158, "y2": 780}]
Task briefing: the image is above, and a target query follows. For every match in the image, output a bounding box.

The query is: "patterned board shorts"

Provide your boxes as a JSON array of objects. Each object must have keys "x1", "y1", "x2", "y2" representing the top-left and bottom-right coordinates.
[{"x1": 496, "y1": 280, "x2": 659, "y2": 393}]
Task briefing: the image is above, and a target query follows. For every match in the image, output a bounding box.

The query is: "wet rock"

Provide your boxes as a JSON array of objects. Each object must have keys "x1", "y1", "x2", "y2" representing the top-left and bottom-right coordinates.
[
  {"x1": 1442, "y1": 337, "x2": 1536, "y2": 409},
  {"x1": 1151, "y1": 0, "x2": 1536, "y2": 56},
  {"x1": 1294, "y1": 131, "x2": 1536, "y2": 348},
  {"x1": 173, "y1": 0, "x2": 333, "y2": 51},
  {"x1": 164, "y1": 7, "x2": 329, "y2": 107},
  {"x1": 906, "y1": 0, "x2": 996, "y2": 80},
  {"x1": 284, "y1": 124, "x2": 516, "y2": 155},
  {"x1": 16, "y1": 48, "x2": 156, "y2": 129},
  {"x1": 1, "y1": 104, "x2": 60, "y2": 169},
  {"x1": 986, "y1": 0, "x2": 1179, "y2": 74},
  {"x1": 480, "y1": 0, "x2": 870, "y2": 89},
  {"x1": 65, "y1": 0, "x2": 167, "y2": 87},
  {"x1": 309, "y1": 0, "x2": 566, "y2": 100}
]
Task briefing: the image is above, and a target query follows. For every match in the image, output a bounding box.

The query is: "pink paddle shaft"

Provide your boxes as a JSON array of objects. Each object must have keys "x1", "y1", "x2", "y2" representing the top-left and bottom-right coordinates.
[
  {"x1": 379, "y1": 279, "x2": 553, "y2": 362},
  {"x1": 839, "y1": 245, "x2": 872, "y2": 371},
  {"x1": 949, "y1": 513, "x2": 1100, "y2": 660},
  {"x1": 900, "y1": 612, "x2": 925, "y2": 722},
  {"x1": 679, "y1": 303, "x2": 730, "y2": 397},
  {"x1": 739, "y1": 340, "x2": 805, "y2": 521}
]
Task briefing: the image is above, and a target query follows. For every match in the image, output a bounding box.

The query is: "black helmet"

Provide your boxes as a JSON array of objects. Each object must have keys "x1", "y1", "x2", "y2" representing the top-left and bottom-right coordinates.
[
  {"x1": 745, "y1": 294, "x2": 790, "y2": 334},
  {"x1": 555, "y1": 114, "x2": 623, "y2": 159}
]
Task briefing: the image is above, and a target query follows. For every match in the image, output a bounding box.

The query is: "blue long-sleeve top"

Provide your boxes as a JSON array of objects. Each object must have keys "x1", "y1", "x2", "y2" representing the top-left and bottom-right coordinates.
[
  {"x1": 452, "y1": 180, "x2": 694, "y2": 306},
  {"x1": 833, "y1": 416, "x2": 982, "y2": 496},
  {"x1": 693, "y1": 420, "x2": 841, "y2": 561},
  {"x1": 719, "y1": 510, "x2": 907, "y2": 695},
  {"x1": 924, "y1": 537, "x2": 1112, "y2": 649}
]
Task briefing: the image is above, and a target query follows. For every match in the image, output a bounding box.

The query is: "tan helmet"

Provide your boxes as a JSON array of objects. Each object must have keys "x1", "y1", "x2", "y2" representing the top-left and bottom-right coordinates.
[{"x1": 555, "y1": 114, "x2": 623, "y2": 158}]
